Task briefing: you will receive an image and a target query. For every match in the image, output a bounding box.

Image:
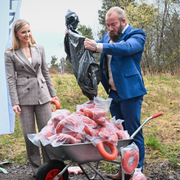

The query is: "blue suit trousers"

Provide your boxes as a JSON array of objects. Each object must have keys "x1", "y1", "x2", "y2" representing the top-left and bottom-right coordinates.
[{"x1": 109, "y1": 90, "x2": 145, "y2": 170}]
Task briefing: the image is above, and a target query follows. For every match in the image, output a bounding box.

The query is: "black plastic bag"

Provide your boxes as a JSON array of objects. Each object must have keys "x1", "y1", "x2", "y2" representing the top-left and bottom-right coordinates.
[{"x1": 64, "y1": 9, "x2": 101, "y2": 100}]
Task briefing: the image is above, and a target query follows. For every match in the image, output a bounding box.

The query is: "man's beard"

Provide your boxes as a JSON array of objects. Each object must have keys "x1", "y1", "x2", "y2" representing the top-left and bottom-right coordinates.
[{"x1": 108, "y1": 25, "x2": 123, "y2": 42}]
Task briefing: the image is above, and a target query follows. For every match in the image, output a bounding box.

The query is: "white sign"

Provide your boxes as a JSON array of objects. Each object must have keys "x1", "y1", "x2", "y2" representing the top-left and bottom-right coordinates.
[{"x1": 0, "y1": 0, "x2": 22, "y2": 135}]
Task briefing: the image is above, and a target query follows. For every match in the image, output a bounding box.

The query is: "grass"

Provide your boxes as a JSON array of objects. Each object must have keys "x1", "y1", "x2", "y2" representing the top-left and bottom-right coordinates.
[
  {"x1": 141, "y1": 74, "x2": 180, "y2": 168},
  {"x1": 100, "y1": 161, "x2": 118, "y2": 173},
  {"x1": 145, "y1": 134, "x2": 161, "y2": 150},
  {"x1": 0, "y1": 73, "x2": 180, "y2": 169}
]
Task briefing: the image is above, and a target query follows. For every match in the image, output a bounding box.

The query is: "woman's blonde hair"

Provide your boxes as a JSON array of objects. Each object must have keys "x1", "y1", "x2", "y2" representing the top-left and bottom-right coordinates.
[{"x1": 8, "y1": 19, "x2": 36, "y2": 50}]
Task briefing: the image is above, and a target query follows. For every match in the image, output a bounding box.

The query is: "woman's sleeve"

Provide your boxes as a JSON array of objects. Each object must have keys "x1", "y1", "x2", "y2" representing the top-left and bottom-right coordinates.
[{"x1": 4, "y1": 52, "x2": 19, "y2": 106}]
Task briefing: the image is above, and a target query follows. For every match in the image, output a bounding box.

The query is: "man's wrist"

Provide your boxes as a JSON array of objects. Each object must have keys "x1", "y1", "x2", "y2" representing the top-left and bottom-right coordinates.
[{"x1": 96, "y1": 43, "x2": 103, "y2": 53}]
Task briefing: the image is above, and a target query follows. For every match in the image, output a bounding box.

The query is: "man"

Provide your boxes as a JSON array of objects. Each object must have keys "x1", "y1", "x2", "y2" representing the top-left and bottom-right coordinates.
[{"x1": 84, "y1": 6, "x2": 147, "y2": 179}]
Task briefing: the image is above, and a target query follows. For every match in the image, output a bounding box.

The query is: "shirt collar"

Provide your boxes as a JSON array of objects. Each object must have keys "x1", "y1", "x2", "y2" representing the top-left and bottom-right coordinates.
[{"x1": 122, "y1": 24, "x2": 129, "y2": 34}]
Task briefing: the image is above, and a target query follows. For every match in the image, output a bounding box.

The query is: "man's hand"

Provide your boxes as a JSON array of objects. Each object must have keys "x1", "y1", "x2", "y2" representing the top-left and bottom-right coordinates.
[
  {"x1": 65, "y1": 27, "x2": 68, "y2": 35},
  {"x1": 84, "y1": 38, "x2": 97, "y2": 51}
]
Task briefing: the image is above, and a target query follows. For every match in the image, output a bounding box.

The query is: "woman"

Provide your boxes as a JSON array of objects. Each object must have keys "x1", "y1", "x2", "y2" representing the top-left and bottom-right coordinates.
[{"x1": 5, "y1": 19, "x2": 59, "y2": 176}]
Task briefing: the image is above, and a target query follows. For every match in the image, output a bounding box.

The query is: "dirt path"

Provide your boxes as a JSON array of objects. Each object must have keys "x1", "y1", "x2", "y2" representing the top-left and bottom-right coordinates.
[{"x1": 0, "y1": 160, "x2": 180, "y2": 180}]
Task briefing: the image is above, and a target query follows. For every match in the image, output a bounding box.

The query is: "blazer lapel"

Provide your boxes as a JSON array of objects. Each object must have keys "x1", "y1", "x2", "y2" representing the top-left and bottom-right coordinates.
[
  {"x1": 105, "y1": 34, "x2": 110, "y2": 43},
  {"x1": 30, "y1": 46, "x2": 40, "y2": 72},
  {"x1": 118, "y1": 24, "x2": 132, "y2": 42},
  {"x1": 15, "y1": 47, "x2": 36, "y2": 73}
]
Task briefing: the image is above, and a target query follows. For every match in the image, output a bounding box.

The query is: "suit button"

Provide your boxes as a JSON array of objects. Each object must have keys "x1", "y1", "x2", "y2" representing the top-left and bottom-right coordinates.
[
  {"x1": 22, "y1": 66, "x2": 24, "y2": 68},
  {"x1": 27, "y1": 77, "x2": 29, "y2": 79},
  {"x1": 27, "y1": 88, "x2": 30, "y2": 90},
  {"x1": 41, "y1": 86, "x2": 43, "y2": 88},
  {"x1": 39, "y1": 64, "x2": 40, "y2": 66}
]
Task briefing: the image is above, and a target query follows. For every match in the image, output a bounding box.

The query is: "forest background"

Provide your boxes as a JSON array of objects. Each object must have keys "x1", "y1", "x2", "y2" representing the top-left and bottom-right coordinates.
[{"x1": 49, "y1": 0, "x2": 180, "y2": 76}]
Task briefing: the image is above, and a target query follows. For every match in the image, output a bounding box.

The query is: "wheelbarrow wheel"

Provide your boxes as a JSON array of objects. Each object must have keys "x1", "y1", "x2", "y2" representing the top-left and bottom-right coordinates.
[{"x1": 36, "y1": 160, "x2": 68, "y2": 180}]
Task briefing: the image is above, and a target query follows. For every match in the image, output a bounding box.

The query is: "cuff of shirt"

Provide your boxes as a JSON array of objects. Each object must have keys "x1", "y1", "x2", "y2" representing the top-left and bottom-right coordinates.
[{"x1": 96, "y1": 43, "x2": 103, "y2": 53}]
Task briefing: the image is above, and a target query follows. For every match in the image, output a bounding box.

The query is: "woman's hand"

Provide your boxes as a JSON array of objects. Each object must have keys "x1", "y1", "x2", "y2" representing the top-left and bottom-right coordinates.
[
  {"x1": 13, "y1": 105, "x2": 21, "y2": 115},
  {"x1": 52, "y1": 96, "x2": 59, "y2": 101},
  {"x1": 84, "y1": 38, "x2": 97, "y2": 51},
  {"x1": 51, "y1": 96, "x2": 61, "y2": 110}
]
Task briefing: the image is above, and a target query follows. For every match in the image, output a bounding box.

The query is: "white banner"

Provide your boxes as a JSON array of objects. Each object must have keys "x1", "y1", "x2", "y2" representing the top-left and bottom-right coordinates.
[{"x1": 0, "y1": 0, "x2": 22, "y2": 135}]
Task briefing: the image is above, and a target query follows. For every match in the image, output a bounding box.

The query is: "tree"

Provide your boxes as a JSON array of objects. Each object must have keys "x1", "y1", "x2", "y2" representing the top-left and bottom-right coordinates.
[
  {"x1": 63, "y1": 57, "x2": 73, "y2": 74},
  {"x1": 50, "y1": 55, "x2": 59, "y2": 68},
  {"x1": 49, "y1": 55, "x2": 60, "y2": 74},
  {"x1": 97, "y1": 0, "x2": 180, "y2": 75},
  {"x1": 77, "y1": 24, "x2": 94, "y2": 39},
  {"x1": 156, "y1": 1, "x2": 180, "y2": 74},
  {"x1": 125, "y1": 1, "x2": 156, "y2": 74},
  {"x1": 138, "y1": 0, "x2": 180, "y2": 74}
]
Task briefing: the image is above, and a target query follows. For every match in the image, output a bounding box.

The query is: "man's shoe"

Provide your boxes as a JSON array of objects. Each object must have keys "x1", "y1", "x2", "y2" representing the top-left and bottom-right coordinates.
[{"x1": 107, "y1": 170, "x2": 132, "y2": 180}]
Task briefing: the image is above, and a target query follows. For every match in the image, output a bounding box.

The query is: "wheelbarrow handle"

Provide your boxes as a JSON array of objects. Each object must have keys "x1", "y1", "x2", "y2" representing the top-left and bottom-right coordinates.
[
  {"x1": 152, "y1": 112, "x2": 162, "y2": 118},
  {"x1": 130, "y1": 112, "x2": 163, "y2": 139}
]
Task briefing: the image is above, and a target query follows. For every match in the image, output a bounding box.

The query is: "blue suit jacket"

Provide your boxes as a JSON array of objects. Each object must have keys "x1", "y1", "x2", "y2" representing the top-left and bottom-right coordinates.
[{"x1": 97, "y1": 24, "x2": 147, "y2": 99}]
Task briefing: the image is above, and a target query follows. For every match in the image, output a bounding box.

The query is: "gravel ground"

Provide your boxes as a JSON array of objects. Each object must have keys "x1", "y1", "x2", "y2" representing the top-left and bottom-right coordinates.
[{"x1": 0, "y1": 160, "x2": 180, "y2": 180}]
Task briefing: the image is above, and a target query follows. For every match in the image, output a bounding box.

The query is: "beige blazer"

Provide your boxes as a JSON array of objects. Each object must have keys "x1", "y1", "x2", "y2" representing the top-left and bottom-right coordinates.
[{"x1": 5, "y1": 44, "x2": 56, "y2": 106}]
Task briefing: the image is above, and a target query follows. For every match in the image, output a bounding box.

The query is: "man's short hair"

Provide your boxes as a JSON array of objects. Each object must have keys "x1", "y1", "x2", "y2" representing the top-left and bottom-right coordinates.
[{"x1": 106, "y1": 6, "x2": 127, "y2": 22}]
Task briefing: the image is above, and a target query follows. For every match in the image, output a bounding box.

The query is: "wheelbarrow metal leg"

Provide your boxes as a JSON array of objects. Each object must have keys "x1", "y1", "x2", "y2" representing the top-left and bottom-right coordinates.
[
  {"x1": 78, "y1": 161, "x2": 101, "y2": 180},
  {"x1": 90, "y1": 161, "x2": 100, "y2": 180},
  {"x1": 78, "y1": 164, "x2": 92, "y2": 180},
  {"x1": 53, "y1": 161, "x2": 77, "y2": 180},
  {"x1": 79, "y1": 163, "x2": 99, "y2": 180},
  {"x1": 122, "y1": 169, "x2": 125, "y2": 180},
  {"x1": 86, "y1": 162, "x2": 108, "y2": 180}
]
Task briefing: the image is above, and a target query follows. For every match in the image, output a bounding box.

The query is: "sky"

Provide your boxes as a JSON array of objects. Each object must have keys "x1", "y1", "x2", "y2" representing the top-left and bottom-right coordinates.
[{"x1": 20, "y1": 0, "x2": 102, "y2": 65}]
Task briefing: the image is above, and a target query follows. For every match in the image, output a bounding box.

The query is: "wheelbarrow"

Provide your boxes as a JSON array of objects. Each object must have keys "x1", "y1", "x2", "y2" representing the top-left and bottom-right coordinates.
[{"x1": 35, "y1": 111, "x2": 162, "y2": 180}]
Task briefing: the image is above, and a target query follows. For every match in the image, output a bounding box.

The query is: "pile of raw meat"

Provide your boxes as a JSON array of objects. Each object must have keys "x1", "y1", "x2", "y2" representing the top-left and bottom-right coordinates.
[{"x1": 28, "y1": 97, "x2": 130, "y2": 148}]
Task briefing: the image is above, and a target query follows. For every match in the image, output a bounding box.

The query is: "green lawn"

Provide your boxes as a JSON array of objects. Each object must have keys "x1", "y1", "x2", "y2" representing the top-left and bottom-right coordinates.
[{"x1": 0, "y1": 74, "x2": 180, "y2": 167}]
